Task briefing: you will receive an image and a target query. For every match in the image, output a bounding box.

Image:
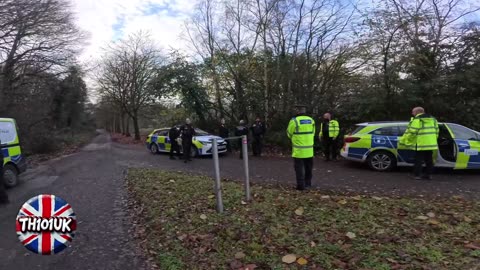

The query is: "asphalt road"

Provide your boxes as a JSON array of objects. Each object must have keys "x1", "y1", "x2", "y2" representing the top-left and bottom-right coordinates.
[{"x1": 1, "y1": 131, "x2": 479, "y2": 270}]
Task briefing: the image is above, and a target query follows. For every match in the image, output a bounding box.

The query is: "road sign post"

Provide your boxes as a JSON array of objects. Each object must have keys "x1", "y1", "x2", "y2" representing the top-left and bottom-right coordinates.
[
  {"x1": 242, "y1": 135, "x2": 251, "y2": 201},
  {"x1": 211, "y1": 138, "x2": 224, "y2": 213}
]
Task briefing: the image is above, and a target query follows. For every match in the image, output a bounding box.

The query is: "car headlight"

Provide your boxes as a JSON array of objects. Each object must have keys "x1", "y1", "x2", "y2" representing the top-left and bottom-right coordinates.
[{"x1": 198, "y1": 140, "x2": 212, "y2": 145}]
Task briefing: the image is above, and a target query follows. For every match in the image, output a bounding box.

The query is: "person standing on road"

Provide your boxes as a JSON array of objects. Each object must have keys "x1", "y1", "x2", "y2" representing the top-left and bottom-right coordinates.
[
  {"x1": 287, "y1": 105, "x2": 316, "y2": 191},
  {"x1": 250, "y1": 117, "x2": 266, "y2": 157},
  {"x1": 0, "y1": 139, "x2": 9, "y2": 205},
  {"x1": 235, "y1": 120, "x2": 249, "y2": 159},
  {"x1": 218, "y1": 118, "x2": 231, "y2": 152},
  {"x1": 168, "y1": 125, "x2": 181, "y2": 160},
  {"x1": 399, "y1": 107, "x2": 439, "y2": 180},
  {"x1": 180, "y1": 118, "x2": 196, "y2": 163},
  {"x1": 319, "y1": 113, "x2": 340, "y2": 161}
]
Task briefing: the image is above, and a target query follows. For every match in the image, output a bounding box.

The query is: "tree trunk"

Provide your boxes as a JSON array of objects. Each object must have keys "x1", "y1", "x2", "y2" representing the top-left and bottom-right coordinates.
[
  {"x1": 133, "y1": 111, "x2": 141, "y2": 141},
  {"x1": 121, "y1": 111, "x2": 126, "y2": 135},
  {"x1": 126, "y1": 116, "x2": 131, "y2": 137}
]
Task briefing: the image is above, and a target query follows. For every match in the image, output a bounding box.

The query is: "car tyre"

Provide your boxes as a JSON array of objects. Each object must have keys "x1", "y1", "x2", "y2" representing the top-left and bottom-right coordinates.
[
  {"x1": 150, "y1": 143, "x2": 159, "y2": 154},
  {"x1": 367, "y1": 151, "x2": 396, "y2": 171},
  {"x1": 3, "y1": 164, "x2": 19, "y2": 187}
]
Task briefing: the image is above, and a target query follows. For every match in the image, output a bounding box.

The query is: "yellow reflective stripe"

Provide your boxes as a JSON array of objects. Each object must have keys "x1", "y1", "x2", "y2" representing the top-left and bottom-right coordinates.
[
  {"x1": 416, "y1": 145, "x2": 438, "y2": 148},
  {"x1": 292, "y1": 145, "x2": 313, "y2": 148},
  {"x1": 293, "y1": 117, "x2": 300, "y2": 133},
  {"x1": 418, "y1": 132, "x2": 438, "y2": 135},
  {"x1": 293, "y1": 132, "x2": 314, "y2": 135}
]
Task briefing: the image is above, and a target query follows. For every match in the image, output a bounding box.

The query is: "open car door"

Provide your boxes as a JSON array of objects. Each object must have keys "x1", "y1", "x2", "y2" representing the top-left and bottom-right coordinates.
[{"x1": 444, "y1": 123, "x2": 480, "y2": 169}]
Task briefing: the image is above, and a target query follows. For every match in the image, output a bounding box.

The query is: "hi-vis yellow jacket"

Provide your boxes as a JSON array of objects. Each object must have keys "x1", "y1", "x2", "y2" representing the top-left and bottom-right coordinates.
[
  {"x1": 399, "y1": 113, "x2": 439, "y2": 151},
  {"x1": 287, "y1": 115, "x2": 315, "y2": 158},
  {"x1": 319, "y1": 120, "x2": 340, "y2": 139}
]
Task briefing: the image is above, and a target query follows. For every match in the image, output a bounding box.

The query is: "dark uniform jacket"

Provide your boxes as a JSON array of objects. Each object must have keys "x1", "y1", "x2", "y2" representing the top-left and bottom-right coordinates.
[
  {"x1": 235, "y1": 125, "x2": 248, "y2": 137},
  {"x1": 219, "y1": 124, "x2": 229, "y2": 138},
  {"x1": 180, "y1": 124, "x2": 196, "y2": 141},
  {"x1": 169, "y1": 126, "x2": 180, "y2": 140},
  {"x1": 251, "y1": 121, "x2": 265, "y2": 137}
]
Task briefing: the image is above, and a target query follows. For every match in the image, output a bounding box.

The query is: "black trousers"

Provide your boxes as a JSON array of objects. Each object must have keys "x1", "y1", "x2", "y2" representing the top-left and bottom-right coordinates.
[
  {"x1": 294, "y1": 157, "x2": 313, "y2": 190},
  {"x1": 169, "y1": 140, "x2": 180, "y2": 157},
  {"x1": 414, "y1": 150, "x2": 434, "y2": 177},
  {"x1": 252, "y1": 136, "x2": 263, "y2": 156},
  {"x1": 183, "y1": 141, "x2": 192, "y2": 161},
  {"x1": 323, "y1": 137, "x2": 337, "y2": 160},
  {"x1": 0, "y1": 162, "x2": 8, "y2": 203}
]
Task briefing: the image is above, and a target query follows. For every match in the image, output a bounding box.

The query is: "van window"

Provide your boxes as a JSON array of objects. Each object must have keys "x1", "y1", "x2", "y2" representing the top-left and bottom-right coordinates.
[{"x1": 0, "y1": 121, "x2": 17, "y2": 144}]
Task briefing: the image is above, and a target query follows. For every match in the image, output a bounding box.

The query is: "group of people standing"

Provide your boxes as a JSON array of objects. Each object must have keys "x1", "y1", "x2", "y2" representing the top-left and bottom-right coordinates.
[
  {"x1": 287, "y1": 105, "x2": 342, "y2": 190},
  {"x1": 168, "y1": 118, "x2": 196, "y2": 163},
  {"x1": 219, "y1": 117, "x2": 266, "y2": 159},
  {"x1": 288, "y1": 105, "x2": 439, "y2": 191}
]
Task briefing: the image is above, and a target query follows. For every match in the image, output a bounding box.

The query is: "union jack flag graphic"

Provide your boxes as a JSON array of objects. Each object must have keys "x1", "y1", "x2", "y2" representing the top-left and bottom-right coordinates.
[{"x1": 16, "y1": 194, "x2": 76, "y2": 255}]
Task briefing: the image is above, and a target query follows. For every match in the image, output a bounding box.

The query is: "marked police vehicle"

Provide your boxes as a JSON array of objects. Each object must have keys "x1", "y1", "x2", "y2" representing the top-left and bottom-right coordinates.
[
  {"x1": 1, "y1": 118, "x2": 27, "y2": 187},
  {"x1": 341, "y1": 121, "x2": 480, "y2": 171},
  {"x1": 146, "y1": 127, "x2": 227, "y2": 157}
]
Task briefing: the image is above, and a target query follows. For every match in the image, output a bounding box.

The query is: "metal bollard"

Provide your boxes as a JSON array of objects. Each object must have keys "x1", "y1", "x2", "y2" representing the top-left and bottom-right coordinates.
[
  {"x1": 212, "y1": 138, "x2": 224, "y2": 213},
  {"x1": 242, "y1": 135, "x2": 251, "y2": 201}
]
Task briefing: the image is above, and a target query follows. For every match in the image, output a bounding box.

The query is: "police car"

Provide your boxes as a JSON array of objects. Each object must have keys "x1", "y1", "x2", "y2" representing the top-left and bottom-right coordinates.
[
  {"x1": 146, "y1": 127, "x2": 227, "y2": 157},
  {"x1": 1, "y1": 118, "x2": 27, "y2": 187},
  {"x1": 341, "y1": 121, "x2": 480, "y2": 171}
]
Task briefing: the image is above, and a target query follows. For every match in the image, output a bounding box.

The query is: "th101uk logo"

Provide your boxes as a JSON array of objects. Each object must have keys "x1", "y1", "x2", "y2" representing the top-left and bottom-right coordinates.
[{"x1": 16, "y1": 194, "x2": 76, "y2": 255}]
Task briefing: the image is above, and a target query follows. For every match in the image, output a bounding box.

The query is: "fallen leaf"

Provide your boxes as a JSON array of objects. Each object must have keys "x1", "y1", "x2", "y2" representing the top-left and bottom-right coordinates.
[
  {"x1": 332, "y1": 259, "x2": 347, "y2": 268},
  {"x1": 230, "y1": 260, "x2": 243, "y2": 269},
  {"x1": 321, "y1": 195, "x2": 330, "y2": 199},
  {"x1": 282, "y1": 254, "x2": 297, "y2": 264},
  {"x1": 352, "y1": 195, "x2": 362, "y2": 201},
  {"x1": 464, "y1": 216, "x2": 472, "y2": 223},
  {"x1": 465, "y1": 243, "x2": 480, "y2": 250},
  {"x1": 416, "y1": 215, "x2": 429, "y2": 220},
  {"x1": 310, "y1": 241, "x2": 316, "y2": 247},
  {"x1": 297, "y1": 257, "x2": 308, "y2": 265},
  {"x1": 427, "y1": 212, "x2": 435, "y2": 218},
  {"x1": 235, "y1": 251, "x2": 246, "y2": 259},
  {"x1": 387, "y1": 258, "x2": 398, "y2": 264},
  {"x1": 346, "y1": 232, "x2": 356, "y2": 239},
  {"x1": 295, "y1": 207, "x2": 304, "y2": 216},
  {"x1": 208, "y1": 195, "x2": 215, "y2": 199},
  {"x1": 242, "y1": 264, "x2": 257, "y2": 270},
  {"x1": 372, "y1": 196, "x2": 383, "y2": 200},
  {"x1": 337, "y1": 199, "x2": 347, "y2": 205},
  {"x1": 200, "y1": 214, "x2": 207, "y2": 220},
  {"x1": 169, "y1": 179, "x2": 175, "y2": 183},
  {"x1": 428, "y1": 219, "x2": 440, "y2": 225},
  {"x1": 241, "y1": 200, "x2": 247, "y2": 205}
]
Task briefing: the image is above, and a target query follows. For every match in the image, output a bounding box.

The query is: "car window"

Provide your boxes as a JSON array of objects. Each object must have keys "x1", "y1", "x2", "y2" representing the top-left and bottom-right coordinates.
[
  {"x1": 398, "y1": 125, "x2": 407, "y2": 135},
  {"x1": 350, "y1": 126, "x2": 366, "y2": 135},
  {"x1": 370, "y1": 126, "x2": 399, "y2": 136},
  {"x1": 0, "y1": 121, "x2": 17, "y2": 144},
  {"x1": 158, "y1": 130, "x2": 169, "y2": 136},
  {"x1": 195, "y1": 128, "x2": 209, "y2": 136},
  {"x1": 448, "y1": 124, "x2": 480, "y2": 141}
]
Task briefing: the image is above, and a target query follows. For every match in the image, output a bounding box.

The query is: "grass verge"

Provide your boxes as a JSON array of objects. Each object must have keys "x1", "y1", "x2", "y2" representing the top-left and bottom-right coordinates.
[{"x1": 127, "y1": 168, "x2": 480, "y2": 270}]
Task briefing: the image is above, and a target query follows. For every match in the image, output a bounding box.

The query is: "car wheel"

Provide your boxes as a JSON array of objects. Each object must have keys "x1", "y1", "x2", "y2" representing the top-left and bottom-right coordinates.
[
  {"x1": 190, "y1": 146, "x2": 198, "y2": 158},
  {"x1": 367, "y1": 151, "x2": 396, "y2": 171},
  {"x1": 150, "y1": 143, "x2": 159, "y2": 154},
  {"x1": 3, "y1": 164, "x2": 19, "y2": 187}
]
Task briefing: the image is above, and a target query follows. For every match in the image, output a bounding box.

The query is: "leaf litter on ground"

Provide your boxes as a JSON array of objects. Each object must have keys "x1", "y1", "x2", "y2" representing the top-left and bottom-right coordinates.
[{"x1": 127, "y1": 168, "x2": 480, "y2": 270}]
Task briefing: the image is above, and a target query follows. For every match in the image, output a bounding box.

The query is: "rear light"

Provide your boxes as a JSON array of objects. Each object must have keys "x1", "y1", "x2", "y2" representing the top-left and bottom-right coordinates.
[{"x1": 344, "y1": 137, "x2": 360, "y2": 143}]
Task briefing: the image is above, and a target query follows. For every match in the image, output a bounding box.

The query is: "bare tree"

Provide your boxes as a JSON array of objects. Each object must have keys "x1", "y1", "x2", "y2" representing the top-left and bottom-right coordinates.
[
  {"x1": 97, "y1": 32, "x2": 163, "y2": 140},
  {"x1": 0, "y1": 0, "x2": 85, "y2": 112}
]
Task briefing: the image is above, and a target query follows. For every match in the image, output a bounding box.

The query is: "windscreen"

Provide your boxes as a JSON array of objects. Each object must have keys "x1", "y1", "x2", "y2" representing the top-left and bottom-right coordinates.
[{"x1": 0, "y1": 121, "x2": 17, "y2": 144}]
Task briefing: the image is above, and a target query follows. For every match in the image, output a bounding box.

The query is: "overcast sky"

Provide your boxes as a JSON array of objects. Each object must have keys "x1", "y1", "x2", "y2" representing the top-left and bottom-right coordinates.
[{"x1": 72, "y1": 0, "x2": 198, "y2": 64}]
